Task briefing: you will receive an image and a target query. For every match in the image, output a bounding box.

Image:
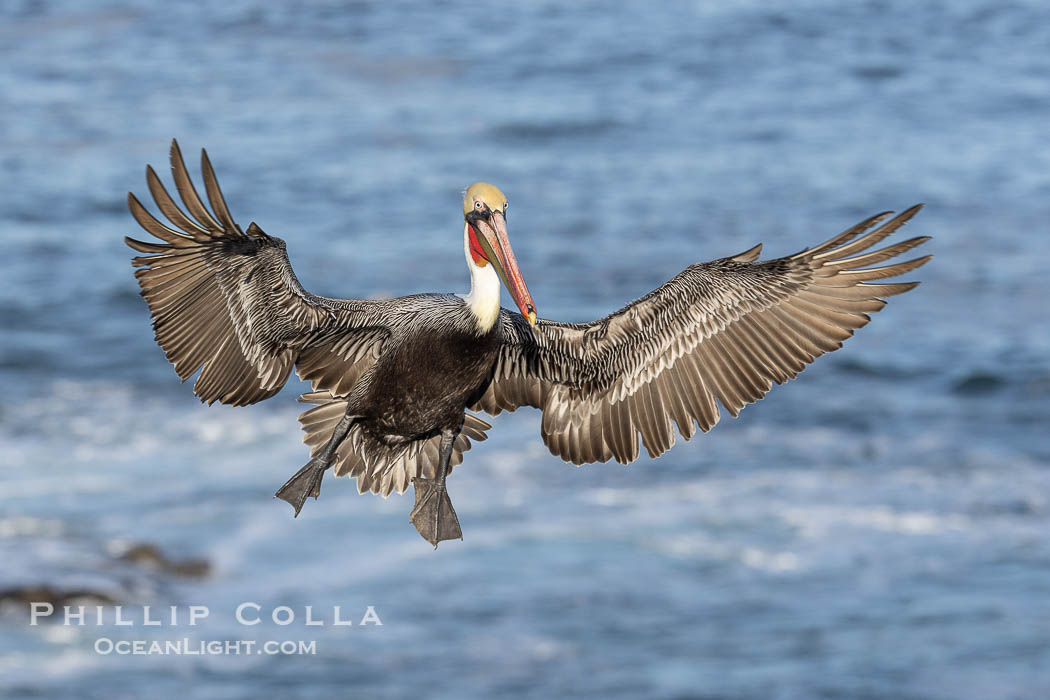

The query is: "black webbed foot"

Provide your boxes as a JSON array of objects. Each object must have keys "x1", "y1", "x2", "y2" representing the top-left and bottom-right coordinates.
[
  {"x1": 410, "y1": 477, "x2": 462, "y2": 548},
  {"x1": 275, "y1": 457, "x2": 327, "y2": 517}
]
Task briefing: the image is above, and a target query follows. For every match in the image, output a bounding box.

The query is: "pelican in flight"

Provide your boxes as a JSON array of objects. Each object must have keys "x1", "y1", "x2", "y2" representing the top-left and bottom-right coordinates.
[{"x1": 126, "y1": 140, "x2": 930, "y2": 547}]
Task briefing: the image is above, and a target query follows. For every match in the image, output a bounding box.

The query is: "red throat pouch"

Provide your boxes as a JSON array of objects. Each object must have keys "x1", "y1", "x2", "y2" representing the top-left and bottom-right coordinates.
[{"x1": 468, "y1": 226, "x2": 488, "y2": 267}]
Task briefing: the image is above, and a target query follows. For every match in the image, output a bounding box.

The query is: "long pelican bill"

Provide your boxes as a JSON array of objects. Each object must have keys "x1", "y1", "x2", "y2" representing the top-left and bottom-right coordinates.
[{"x1": 473, "y1": 210, "x2": 537, "y2": 324}]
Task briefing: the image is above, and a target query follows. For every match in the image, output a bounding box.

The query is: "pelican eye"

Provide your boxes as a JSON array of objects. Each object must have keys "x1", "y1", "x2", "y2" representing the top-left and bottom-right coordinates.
[{"x1": 474, "y1": 200, "x2": 483, "y2": 210}]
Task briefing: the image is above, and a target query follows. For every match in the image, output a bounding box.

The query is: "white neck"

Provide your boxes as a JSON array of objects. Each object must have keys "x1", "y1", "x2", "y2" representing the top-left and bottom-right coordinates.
[{"x1": 459, "y1": 223, "x2": 501, "y2": 332}]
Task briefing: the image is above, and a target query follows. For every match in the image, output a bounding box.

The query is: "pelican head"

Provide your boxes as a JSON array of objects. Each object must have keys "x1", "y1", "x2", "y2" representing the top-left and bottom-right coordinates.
[{"x1": 462, "y1": 182, "x2": 537, "y2": 325}]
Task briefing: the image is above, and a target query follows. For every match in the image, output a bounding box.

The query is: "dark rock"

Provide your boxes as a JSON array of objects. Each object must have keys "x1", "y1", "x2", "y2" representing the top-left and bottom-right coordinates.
[
  {"x1": 0, "y1": 585, "x2": 118, "y2": 618},
  {"x1": 117, "y1": 543, "x2": 211, "y2": 578}
]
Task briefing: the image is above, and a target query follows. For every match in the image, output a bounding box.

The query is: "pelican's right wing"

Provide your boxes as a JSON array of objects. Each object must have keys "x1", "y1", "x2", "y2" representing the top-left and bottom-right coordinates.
[{"x1": 126, "y1": 140, "x2": 390, "y2": 406}]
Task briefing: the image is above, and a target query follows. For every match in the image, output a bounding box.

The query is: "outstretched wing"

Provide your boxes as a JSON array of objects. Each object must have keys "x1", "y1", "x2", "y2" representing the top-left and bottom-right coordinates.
[
  {"x1": 126, "y1": 140, "x2": 389, "y2": 406},
  {"x1": 473, "y1": 206, "x2": 931, "y2": 465}
]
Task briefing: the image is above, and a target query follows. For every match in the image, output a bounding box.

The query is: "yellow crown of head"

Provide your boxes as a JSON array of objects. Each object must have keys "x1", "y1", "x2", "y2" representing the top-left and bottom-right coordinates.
[{"x1": 463, "y1": 182, "x2": 507, "y2": 216}]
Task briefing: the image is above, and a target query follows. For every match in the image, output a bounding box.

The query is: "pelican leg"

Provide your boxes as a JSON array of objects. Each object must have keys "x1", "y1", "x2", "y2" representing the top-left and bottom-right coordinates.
[
  {"x1": 410, "y1": 427, "x2": 463, "y2": 548},
  {"x1": 275, "y1": 410, "x2": 356, "y2": 517}
]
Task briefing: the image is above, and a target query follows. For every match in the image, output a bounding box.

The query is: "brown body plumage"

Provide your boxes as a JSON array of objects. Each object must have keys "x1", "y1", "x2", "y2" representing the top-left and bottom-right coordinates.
[{"x1": 126, "y1": 140, "x2": 930, "y2": 545}]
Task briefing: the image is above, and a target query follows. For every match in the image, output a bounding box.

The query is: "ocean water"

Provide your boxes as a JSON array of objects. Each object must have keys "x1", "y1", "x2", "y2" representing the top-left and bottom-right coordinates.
[{"x1": 1, "y1": 1, "x2": 1048, "y2": 698}]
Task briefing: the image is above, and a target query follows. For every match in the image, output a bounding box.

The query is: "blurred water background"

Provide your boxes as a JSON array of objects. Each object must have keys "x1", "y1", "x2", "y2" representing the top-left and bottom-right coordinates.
[{"x1": 1, "y1": 1, "x2": 1049, "y2": 698}]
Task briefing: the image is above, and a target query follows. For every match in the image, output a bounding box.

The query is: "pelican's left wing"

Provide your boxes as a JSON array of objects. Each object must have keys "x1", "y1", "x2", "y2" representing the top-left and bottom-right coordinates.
[{"x1": 473, "y1": 207, "x2": 931, "y2": 465}]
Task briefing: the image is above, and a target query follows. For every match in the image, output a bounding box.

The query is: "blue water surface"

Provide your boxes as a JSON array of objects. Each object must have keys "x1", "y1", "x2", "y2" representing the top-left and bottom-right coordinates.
[{"x1": 1, "y1": 1, "x2": 1048, "y2": 698}]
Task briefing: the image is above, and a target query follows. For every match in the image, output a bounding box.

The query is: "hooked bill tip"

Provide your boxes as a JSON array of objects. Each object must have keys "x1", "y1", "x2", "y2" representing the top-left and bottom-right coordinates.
[{"x1": 527, "y1": 309, "x2": 537, "y2": 325}]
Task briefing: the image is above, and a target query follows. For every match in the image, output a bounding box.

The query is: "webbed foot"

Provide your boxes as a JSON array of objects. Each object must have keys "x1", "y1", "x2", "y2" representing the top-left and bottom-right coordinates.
[
  {"x1": 275, "y1": 457, "x2": 327, "y2": 517},
  {"x1": 410, "y1": 477, "x2": 462, "y2": 548}
]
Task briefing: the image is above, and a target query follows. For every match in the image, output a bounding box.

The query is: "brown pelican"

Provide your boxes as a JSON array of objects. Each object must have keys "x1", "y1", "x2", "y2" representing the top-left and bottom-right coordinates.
[{"x1": 126, "y1": 140, "x2": 930, "y2": 547}]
